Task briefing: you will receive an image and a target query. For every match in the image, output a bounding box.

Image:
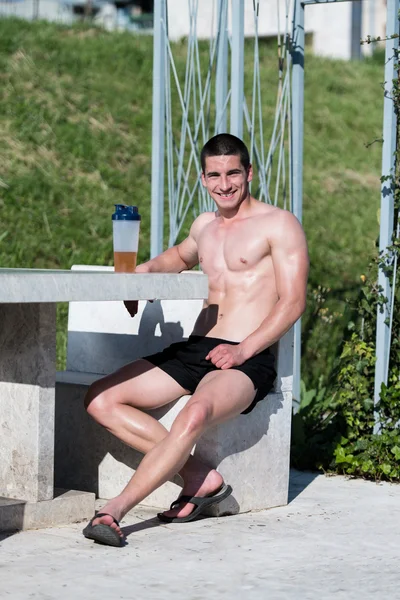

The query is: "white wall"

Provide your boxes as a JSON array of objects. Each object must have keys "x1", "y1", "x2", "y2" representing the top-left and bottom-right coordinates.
[
  {"x1": 0, "y1": 0, "x2": 387, "y2": 60},
  {"x1": 0, "y1": 0, "x2": 73, "y2": 22},
  {"x1": 166, "y1": 0, "x2": 388, "y2": 61},
  {"x1": 306, "y1": 3, "x2": 352, "y2": 60},
  {"x1": 167, "y1": 0, "x2": 299, "y2": 41},
  {"x1": 362, "y1": 0, "x2": 387, "y2": 55}
]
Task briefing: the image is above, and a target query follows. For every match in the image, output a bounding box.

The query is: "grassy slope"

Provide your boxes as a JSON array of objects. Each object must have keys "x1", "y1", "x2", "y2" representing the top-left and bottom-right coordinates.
[
  {"x1": 301, "y1": 52, "x2": 384, "y2": 385},
  {"x1": 0, "y1": 19, "x2": 384, "y2": 378}
]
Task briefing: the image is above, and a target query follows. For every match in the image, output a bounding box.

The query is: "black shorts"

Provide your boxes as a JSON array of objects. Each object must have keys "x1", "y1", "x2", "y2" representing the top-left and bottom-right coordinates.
[{"x1": 143, "y1": 335, "x2": 276, "y2": 415}]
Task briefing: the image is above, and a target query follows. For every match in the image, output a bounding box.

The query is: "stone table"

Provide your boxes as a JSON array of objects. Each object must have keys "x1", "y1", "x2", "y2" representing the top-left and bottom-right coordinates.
[{"x1": 0, "y1": 268, "x2": 208, "y2": 530}]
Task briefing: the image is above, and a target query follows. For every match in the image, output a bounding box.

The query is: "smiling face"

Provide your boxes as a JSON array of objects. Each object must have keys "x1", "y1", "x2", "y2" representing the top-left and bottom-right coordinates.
[{"x1": 201, "y1": 154, "x2": 253, "y2": 214}]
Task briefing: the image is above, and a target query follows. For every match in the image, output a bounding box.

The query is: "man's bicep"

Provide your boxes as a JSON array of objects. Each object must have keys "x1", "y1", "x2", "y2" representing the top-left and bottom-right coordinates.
[
  {"x1": 271, "y1": 215, "x2": 309, "y2": 305},
  {"x1": 177, "y1": 233, "x2": 199, "y2": 270}
]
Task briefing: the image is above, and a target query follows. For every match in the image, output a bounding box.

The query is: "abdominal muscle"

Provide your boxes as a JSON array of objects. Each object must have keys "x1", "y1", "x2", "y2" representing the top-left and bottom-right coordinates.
[{"x1": 191, "y1": 272, "x2": 278, "y2": 342}]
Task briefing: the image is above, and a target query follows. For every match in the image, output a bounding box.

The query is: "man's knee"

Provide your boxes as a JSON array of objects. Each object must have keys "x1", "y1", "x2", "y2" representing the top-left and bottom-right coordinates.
[
  {"x1": 84, "y1": 380, "x2": 111, "y2": 420},
  {"x1": 172, "y1": 400, "x2": 212, "y2": 437}
]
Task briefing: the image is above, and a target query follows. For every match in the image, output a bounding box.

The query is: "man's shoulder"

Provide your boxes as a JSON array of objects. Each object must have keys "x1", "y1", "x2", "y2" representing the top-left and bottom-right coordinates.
[
  {"x1": 251, "y1": 202, "x2": 299, "y2": 225},
  {"x1": 190, "y1": 211, "x2": 216, "y2": 239},
  {"x1": 251, "y1": 204, "x2": 305, "y2": 246},
  {"x1": 192, "y1": 211, "x2": 216, "y2": 230},
  {"x1": 195, "y1": 210, "x2": 217, "y2": 223}
]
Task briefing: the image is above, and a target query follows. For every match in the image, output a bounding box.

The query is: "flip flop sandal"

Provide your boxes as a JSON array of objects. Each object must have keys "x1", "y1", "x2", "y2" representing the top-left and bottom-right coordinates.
[
  {"x1": 157, "y1": 483, "x2": 233, "y2": 524},
  {"x1": 82, "y1": 512, "x2": 125, "y2": 547}
]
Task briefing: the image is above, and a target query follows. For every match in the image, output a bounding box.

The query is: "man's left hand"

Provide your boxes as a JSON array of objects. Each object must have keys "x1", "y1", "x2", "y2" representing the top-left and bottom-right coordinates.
[{"x1": 205, "y1": 344, "x2": 247, "y2": 369}]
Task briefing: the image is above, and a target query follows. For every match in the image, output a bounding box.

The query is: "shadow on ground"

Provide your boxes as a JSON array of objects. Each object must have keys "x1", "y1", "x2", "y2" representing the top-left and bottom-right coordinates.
[
  {"x1": 0, "y1": 531, "x2": 19, "y2": 542},
  {"x1": 288, "y1": 469, "x2": 319, "y2": 503}
]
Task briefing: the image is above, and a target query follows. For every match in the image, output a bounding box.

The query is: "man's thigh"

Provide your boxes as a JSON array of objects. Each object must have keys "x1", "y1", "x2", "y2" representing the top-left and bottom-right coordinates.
[
  {"x1": 187, "y1": 369, "x2": 257, "y2": 425},
  {"x1": 90, "y1": 359, "x2": 190, "y2": 410}
]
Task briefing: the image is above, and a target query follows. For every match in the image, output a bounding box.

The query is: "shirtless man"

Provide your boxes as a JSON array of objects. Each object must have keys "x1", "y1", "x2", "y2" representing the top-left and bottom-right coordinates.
[{"x1": 82, "y1": 133, "x2": 309, "y2": 547}]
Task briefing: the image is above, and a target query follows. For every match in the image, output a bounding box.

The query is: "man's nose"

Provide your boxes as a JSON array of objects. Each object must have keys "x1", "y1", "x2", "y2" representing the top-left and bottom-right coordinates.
[{"x1": 219, "y1": 175, "x2": 230, "y2": 190}]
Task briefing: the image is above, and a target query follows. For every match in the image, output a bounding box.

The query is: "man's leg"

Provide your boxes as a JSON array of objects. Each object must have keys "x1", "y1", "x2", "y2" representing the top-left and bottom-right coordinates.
[
  {"x1": 85, "y1": 359, "x2": 188, "y2": 453},
  {"x1": 92, "y1": 368, "x2": 256, "y2": 537},
  {"x1": 85, "y1": 359, "x2": 225, "y2": 536},
  {"x1": 85, "y1": 359, "x2": 219, "y2": 478}
]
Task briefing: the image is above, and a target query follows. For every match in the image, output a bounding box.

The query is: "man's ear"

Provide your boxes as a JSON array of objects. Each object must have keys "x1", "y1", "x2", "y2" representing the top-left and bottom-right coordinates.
[
  {"x1": 247, "y1": 164, "x2": 253, "y2": 183},
  {"x1": 201, "y1": 171, "x2": 207, "y2": 187}
]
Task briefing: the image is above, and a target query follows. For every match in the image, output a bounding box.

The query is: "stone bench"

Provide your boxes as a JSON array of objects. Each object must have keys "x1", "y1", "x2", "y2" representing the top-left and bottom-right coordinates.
[{"x1": 55, "y1": 265, "x2": 294, "y2": 515}]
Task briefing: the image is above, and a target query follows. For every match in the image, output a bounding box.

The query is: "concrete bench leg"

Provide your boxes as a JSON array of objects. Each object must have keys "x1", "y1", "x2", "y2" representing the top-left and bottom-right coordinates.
[
  {"x1": 0, "y1": 303, "x2": 94, "y2": 532},
  {"x1": 0, "y1": 303, "x2": 56, "y2": 502}
]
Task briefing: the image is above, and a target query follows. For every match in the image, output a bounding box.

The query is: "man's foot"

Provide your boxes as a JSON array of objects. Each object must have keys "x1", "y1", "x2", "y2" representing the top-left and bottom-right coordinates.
[
  {"x1": 83, "y1": 512, "x2": 124, "y2": 547},
  {"x1": 159, "y1": 469, "x2": 224, "y2": 520},
  {"x1": 83, "y1": 498, "x2": 127, "y2": 546}
]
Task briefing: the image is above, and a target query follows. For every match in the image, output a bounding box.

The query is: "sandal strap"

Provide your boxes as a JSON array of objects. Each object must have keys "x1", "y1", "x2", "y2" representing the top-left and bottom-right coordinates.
[
  {"x1": 169, "y1": 484, "x2": 226, "y2": 510},
  {"x1": 92, "y1": 512, "x2": 120, "y2": 527},
  {"x1": 169, "y1": 495, "x2": 204, "y2": 509}
]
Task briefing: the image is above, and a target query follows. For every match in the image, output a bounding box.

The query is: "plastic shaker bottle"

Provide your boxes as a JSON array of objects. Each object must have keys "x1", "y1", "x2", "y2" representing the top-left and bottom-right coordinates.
[{"x1": 112, "y1": 204, "x2": 141, "y2": 272}]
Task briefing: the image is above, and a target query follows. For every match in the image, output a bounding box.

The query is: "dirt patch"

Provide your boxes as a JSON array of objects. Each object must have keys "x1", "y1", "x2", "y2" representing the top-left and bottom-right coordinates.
[
  {"x1": 10, "y1": 50, "x2": 34, "y2": 71},
  {"x1": 343, "y1": 169, "x2": 380, "y2": 189},
  {"x1": 322, "y1": 176, "x2": 339, "y2": 194},
  {"x1": 323, "y1": 170, "x2": 380, "y2": 193},
  {"x1": 37, "y1": 145, "x2": 60, "y2": 166},
  {"x1": 68, "y1": 168, "x2": 108, "y2": 189},
  {"x1": 61, "y1": 28, "x2": 102, "y2": 39}
]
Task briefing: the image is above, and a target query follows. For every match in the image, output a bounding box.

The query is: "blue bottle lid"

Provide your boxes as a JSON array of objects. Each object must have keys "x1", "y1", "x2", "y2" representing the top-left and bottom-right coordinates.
[{"x1": 112, "y1": 204, "x2": 141, "y2": 221}]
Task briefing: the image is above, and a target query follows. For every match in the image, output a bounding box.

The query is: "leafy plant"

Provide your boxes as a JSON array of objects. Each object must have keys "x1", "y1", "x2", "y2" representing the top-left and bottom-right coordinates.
[{"x1": 292, "y1": 20, "x2": 400, "y2": 481}]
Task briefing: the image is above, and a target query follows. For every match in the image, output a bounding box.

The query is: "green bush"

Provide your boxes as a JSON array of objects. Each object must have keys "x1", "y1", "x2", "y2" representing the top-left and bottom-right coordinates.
[{"x1": 292, "y1": 243, "x2": 400, "y2": 482}]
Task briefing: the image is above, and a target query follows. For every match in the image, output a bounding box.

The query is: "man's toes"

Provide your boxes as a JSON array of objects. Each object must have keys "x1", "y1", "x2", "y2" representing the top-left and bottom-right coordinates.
[
  {"x1": 93, "y1": 515, "x2": 124, "y2": 537},
  {"x1": 108, "y1": 523, "x2": 124, "y2": 538},
  {"x1": 109, "y1": 522, "x2": 123, "y2": 536},
  {"x1": 163, "y1": 502, "x2": 194, "y2": 519}
]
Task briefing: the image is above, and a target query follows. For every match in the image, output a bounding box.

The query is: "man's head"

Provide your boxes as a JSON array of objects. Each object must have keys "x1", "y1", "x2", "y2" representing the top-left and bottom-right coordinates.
[
  {"x1": 200, "y1": 134, "x2": 253, "y2": 213},
  {"x1": 200, "y1": 133, "x2": 250, "y2": 174}
]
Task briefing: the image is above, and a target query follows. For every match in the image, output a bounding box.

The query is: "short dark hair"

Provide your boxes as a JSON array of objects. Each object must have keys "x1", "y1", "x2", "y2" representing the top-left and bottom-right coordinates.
[{"x1": 200, "y1": 133, "x2": 250, "y2": 173}]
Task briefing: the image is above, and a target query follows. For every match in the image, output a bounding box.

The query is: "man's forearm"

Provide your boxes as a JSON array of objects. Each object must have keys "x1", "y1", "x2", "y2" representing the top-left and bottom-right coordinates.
[
  {"x1": 139, "y1": 246, "x2": 190, "y2": 273},
  {"x1": 239, "y1": 298, "x2": 305, "y2": 359}
]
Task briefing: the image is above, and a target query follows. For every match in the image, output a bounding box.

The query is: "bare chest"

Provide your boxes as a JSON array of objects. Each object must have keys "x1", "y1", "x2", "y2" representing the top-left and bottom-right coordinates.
[{"x1": 198, "y1": 220, "x2": 270, "y2": 273}]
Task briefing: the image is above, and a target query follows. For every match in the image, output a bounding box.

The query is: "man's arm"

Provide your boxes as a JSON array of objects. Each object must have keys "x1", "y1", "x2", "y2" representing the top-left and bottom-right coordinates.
[
  {"x1": 239, "y1": 211, "x2": 309, "y2": 360},
  {"x1": 124, "y1": 216, "x2": 203, "y2": 316},
  {"x1": 137, "y1": 224, "x2": 199, "y2": 274}
]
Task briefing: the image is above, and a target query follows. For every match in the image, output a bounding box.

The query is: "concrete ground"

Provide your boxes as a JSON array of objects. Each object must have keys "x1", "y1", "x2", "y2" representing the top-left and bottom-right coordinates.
[{"x1": 0, "y1": 470, "x2": 399, "y2": 600}]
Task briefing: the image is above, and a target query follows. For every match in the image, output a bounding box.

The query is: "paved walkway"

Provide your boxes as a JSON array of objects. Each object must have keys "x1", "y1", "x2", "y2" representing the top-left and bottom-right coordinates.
[{"x1": 0, "y1": 471, "x2": 399, "y2": 600}]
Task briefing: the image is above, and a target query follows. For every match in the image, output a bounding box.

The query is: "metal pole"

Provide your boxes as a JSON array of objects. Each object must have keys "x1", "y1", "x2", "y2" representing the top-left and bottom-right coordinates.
[
  {"x1": 368, "y1": 0, "x2": 376, "y2": 54},
  {"x1": 150, "y1": 0, "x2": 166, "y2": 258},
  {"x1": 215, "y1": 0, "x2": 228, "y2": 134},
  {"x1": 374, "y1": 0, "x2": 399, "y2": 432},
  {"x1": 33, "y1": 0, "x2": 39, "y2": 19},
  {"x1": 351, "y1": 1, "x2": 362, "y2": 60},
  {"x1": 230, "y1": 0, "x2": 244, "y2": 138},
  {"x1": 291, "y1": 0, "x2": 305, "y2": 406}
]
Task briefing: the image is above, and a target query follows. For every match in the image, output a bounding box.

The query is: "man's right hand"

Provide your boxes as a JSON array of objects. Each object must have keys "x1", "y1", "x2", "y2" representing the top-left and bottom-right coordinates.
[{"x1": 124, "y1": 263, "x2": 151, "y2": 318}]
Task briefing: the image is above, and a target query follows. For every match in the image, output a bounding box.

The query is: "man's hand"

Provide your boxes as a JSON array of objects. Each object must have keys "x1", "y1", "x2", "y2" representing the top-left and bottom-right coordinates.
[
  {"x1": 124, "y1": 263, "x2": 151, "y2": 318},
  {"x1": 205, "y1": 344, "x2": 248, "y2": 370}
]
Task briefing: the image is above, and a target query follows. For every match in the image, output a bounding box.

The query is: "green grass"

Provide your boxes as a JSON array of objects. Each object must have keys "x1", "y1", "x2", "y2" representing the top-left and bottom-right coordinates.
[{"x1": 0, "y1": 18, "x2": 385, "y2": 381}]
